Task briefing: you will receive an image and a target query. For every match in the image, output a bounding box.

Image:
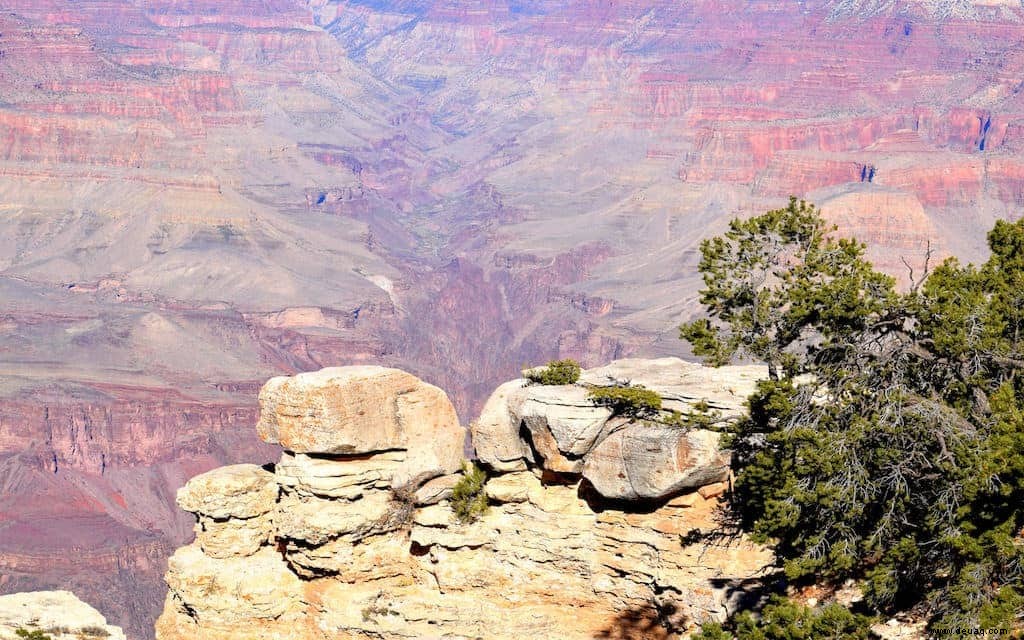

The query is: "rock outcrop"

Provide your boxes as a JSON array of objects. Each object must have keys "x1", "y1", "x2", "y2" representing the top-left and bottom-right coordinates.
[
  {"x1": 0, "y1": 591, "x2": 125, "y2": 640},
  {"x1": 476, "y1": 357, "x2": 765, "y2": 501},
  {"x1": 156, "y1": 361, "x2": 772, "y2": 640},
  {"x1": 176, "y1": 464, "x2": 278, "y2": 559},
  {"x1": 257, "y1": 366, "x2": 464, "y2": 486}
]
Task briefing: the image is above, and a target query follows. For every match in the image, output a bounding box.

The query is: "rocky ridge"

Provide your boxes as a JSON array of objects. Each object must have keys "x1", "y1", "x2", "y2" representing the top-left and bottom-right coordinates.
[{"x1": 156, "y1": 360, "x2": 772, "y2": 639}]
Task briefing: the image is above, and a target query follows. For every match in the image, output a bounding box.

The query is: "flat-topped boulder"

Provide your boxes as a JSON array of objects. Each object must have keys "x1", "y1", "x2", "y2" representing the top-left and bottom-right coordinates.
[
  {"x1": 579, "y1": 357, "x2": 765, "y2": 418},
  {"x1": 519, "y1": 384, "x2": 614, "y2": 457},
  {"x1": 257, "y1": 366, "x2": 464, "y2": 486},
  {"x1": 177, "y1": 464, "x2": 278, "y2": 520}
]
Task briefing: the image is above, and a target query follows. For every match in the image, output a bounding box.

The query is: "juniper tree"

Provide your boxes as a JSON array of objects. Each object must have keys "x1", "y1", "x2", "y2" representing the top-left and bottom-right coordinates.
[
  {"x1": 693, "y1": 596, "x2": 874, "y2": 640},
  {"x1": 681, "y1": 197, "x2": 1024, "y2": 632}
]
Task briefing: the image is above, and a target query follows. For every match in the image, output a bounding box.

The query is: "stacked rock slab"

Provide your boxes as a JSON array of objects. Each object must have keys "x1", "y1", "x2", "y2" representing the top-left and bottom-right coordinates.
[
  {"x1": 255, "y1": 366, "x2": 465, "y2": 487},
  {"x1": 157, "y1": 361, "x2": 773, "y2": 640},
  {"x1": 175, "y1": 463, "x2": 278, "y2": 558},
  {"x1": 158, "y1": 366, "x2": 463, "y2": 639}
]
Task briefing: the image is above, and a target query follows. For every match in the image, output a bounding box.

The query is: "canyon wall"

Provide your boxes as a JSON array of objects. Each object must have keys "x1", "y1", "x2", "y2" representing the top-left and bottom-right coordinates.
[
  {"x1": 1, "y1": 1, "x2": 1024, "y2": 636},
  {"x1": 156, "y1": 361, "x2": 773, "y2": 640}
]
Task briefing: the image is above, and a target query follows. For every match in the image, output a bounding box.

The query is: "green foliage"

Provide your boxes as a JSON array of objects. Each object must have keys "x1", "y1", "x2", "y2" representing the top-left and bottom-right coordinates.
[
  {"x1": 691, "y1": 621, "x2": 733, "y2": 640},
  {"x1": 662, "y1": 399, "x2": 725, "y2": 432},
  {"x1": 679, "y1": 197, "x2": 895, "y2": 380},
  {"x1": 588, "y1": 387, "x2": 726, "y2": 431},
  {"x1": 526, "y1": 359, "x2": 582, "y2": 385},
  {"x1": 15, "y1": 630, "x2": 52, "y2": 640},
  {"x1": 682, "y1": 198, "x2": 1024, "y2": 632},
  {"x1": 588, "y1": 384, "x2": 662, "y2": 418},
  {"x1": 692, "y1": 597, "x2": 874, "y2": 640},
  {"x1": 451, "y1": 462, "x2": 488, "y2": 523}
]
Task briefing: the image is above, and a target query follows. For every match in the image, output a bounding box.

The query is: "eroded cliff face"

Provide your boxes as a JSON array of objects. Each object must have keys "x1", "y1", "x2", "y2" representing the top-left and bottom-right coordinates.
[{"x1": 156, "y1": 360, "x2": 772, "y2": 640}]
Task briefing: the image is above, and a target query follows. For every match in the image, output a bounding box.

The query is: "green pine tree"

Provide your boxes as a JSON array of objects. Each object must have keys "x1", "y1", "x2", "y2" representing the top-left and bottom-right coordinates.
[{"x1": 682, "y1": 197, "x2": 1024, "y2": 633}]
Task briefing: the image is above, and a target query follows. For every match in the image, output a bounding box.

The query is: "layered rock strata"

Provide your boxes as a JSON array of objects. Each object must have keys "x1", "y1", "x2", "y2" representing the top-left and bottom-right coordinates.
[{"x1": 156, "y1": 361, "x2": 772, "y2": 640}]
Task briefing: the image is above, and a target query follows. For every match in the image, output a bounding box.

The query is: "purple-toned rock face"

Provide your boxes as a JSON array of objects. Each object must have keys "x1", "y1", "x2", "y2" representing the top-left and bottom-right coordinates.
[{"x1": 1, "y1": 1, "x2": 1023, "y2": 636}]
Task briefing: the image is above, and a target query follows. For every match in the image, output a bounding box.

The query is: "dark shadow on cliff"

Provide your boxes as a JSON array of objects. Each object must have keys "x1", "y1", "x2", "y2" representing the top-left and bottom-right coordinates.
[
  {"x1": 711, "y1": 576, "x2": 784, "y2": 617},
  {"x1": 576, "y1": 478, "x2": 747, "y2": 521},
  {"x1": 595, "y1": 602, "x2": 679, "y2": 640},
  {"x1": 595, "y1": 578, "x2": 785, "y2": 640},
  {"x1": 576, "y1": 478, "x2": 671, "y2": 514}
]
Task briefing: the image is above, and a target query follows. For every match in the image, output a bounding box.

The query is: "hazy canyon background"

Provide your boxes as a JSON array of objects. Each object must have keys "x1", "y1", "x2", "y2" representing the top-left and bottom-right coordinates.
[{"x1": 0, "y1": 0, "x2": 1023, "y2": 637}]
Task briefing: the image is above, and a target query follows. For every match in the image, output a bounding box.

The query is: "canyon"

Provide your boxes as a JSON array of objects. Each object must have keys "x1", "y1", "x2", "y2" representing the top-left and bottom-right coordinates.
[{"x1": 0, "y1": 1, "x2": 1023, "y2": 637}]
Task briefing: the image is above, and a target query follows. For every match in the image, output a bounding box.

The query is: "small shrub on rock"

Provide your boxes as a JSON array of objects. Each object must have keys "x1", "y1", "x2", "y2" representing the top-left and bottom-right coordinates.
[
  {"x1": 661, "y1": 399, "x2": 727, "y2": 433},
  {"x1": 588, "y1": 384, "x2": 662, "y2": 418},
  {"x1": 525, "y1": 359, "x2": 581, "y2": 385},
  {"x1": 361, "y1": 603, "x2": 398, "y2": 623},
  {"x1": 692, "y1": 596, "x2": 874, "y2": 640},
  {"x1": 451, "y1": 462, "x2": 488, "y2": 523},
  {"x1": 377, "y1": 484, "x2": 417, "y2": 532},
  {"x1": 15, "y1": 630, "x2": 52, "y2": 640}
]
